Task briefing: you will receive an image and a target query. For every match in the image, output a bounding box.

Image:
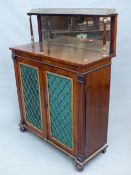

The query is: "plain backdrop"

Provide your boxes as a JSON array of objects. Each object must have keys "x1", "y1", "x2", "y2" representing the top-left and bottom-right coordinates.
[{"x1": 0, "y1": 0, "x2": 131, "y2": 175}]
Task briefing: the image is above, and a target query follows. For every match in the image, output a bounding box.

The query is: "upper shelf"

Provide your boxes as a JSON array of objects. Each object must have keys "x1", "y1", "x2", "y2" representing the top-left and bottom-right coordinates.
[{"x1": 27, "y1": 8, "x2": 117, "y2": 16}]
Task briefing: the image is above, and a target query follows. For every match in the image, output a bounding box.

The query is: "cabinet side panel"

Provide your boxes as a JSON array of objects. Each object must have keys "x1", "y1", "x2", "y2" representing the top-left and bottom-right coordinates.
[{"x1": 85, "y1": 65, "x2": 111, "y2": 156}]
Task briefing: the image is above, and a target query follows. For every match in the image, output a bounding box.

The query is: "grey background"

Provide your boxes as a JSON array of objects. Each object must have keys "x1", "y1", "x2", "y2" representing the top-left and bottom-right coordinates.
[{"x1": 0, "y1": 0, "x2": 131, "y2": 174}]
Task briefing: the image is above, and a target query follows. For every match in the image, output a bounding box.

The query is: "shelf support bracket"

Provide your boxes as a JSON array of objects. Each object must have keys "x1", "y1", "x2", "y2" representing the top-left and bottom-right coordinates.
[
  {"x1": 102, "y1": 17, "x2": 107, "y2": 56},
  {"x1": 29, "y1": 15, "x2": 34, "y2": 44}
]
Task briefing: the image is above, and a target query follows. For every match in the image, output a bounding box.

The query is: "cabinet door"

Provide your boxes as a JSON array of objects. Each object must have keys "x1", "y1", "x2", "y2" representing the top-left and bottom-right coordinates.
[
  {"x1": 14, "y1": 57, "x2": 47, "y2": 138},
  {"x1": 43, "y1": 66, "x2": 78, "y2": 155}
]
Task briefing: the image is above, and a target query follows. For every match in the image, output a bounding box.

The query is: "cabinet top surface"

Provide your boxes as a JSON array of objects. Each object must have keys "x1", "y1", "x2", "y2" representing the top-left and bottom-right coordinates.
[
  {"x1": 27, "y1": 8, "x2": 116, "y2": 16},
  {"x1": 10, "y1": 41, "x2": 112, "y2": 66}
]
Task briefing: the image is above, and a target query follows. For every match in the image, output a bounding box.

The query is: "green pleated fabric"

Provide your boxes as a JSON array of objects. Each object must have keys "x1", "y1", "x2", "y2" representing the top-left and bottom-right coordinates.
[
  {"x1": 20, "y1": 64, "x2": 42, "y2": 131},
  {"x1": 47, "y1": 72, "x2": 73, "y2": 149}
]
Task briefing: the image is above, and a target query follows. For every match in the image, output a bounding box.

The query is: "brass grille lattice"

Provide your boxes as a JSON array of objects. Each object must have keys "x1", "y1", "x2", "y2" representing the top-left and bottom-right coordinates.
[
  {"x1": 20, "y1": 64, "x2": 42, "y2": 131},
  {"x1": 47, "y1": 72, "x2": 73, "y2": 149}
]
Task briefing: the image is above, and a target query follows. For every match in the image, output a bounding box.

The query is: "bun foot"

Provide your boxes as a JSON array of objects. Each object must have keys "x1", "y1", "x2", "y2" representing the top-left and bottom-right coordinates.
[
  {"x1": 102, "y1": 148, "x2": 107, "y2": 153},
  {"x1": 75, "y1": 162, "x2": 84, "y2": 171},
  {"x1": 20, "y1": 125, "x2": 27, "y2": 132}
]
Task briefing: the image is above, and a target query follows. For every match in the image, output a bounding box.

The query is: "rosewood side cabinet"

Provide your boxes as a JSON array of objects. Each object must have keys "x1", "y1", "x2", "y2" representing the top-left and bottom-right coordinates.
[{"x1": 10, "y1": 8, "x2": 117, "y2": 170}]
